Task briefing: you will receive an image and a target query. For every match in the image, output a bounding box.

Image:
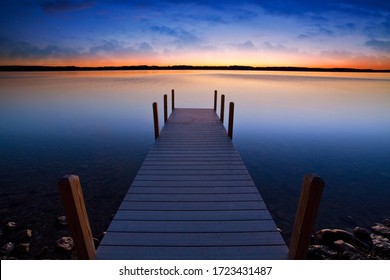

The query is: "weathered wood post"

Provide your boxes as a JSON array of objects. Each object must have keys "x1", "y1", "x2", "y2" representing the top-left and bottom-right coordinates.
[
  {"x1": 228, "y1": 102, "x2": 234, "y2": 139},
  {"x1": 153, "y1": 102, "x2": 159, "y2": 139},
  {"x1": 58, "y1": 174, "x2": 96, "y2": 260},
  {"x1": 220, "y1": 94, "x2": 225, "y2": 123},
  {"x1": 164, "y1": 94, "x2": 168, "y2": 123},
  {"x1": 214, "y1": 90, "x2": 217, "y2": 111},
  {"x1": 171, "y1": 89, "x2": 175, "y2": 110},
  {"x1": 289, "y1": 174, "x2": 325, "y2": 259}
]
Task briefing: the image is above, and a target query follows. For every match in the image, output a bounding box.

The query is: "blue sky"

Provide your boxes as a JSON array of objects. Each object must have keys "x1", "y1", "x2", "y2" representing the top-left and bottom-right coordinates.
[{"x1": 0, "y1": 0, "x2": 389, "y2": 68}]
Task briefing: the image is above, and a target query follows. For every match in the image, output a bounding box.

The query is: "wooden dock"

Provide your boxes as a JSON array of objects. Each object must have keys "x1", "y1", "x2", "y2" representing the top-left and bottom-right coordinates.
[{"x1": 95, "y1": 107, "x2": 289, "y2": 259}]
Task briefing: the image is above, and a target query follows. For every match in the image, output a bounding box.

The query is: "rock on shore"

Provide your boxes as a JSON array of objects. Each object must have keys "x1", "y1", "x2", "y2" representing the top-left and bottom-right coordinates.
[{"x1": 308, "y1": 218, "x2": 390, "y2": 260}]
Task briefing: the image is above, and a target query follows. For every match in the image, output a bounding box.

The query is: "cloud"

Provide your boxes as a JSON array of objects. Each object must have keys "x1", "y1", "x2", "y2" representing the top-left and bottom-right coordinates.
[
  {"x1": 261, "y1": 42, "x2": 288, "y2": 51},
  {"x1": 89, "y1": 40, "x2": 155, "y2": 55},
  {"x1": 89, "y1": 40, "x2": 129, "y2": 55},
  {"x1": 186, "y1": 14, "x2": 228, "y2": 25},
  {"x1": 150, "y1": 25, "x2": 200, "y2": 48},
  {"x1": 150, "y1": 25, "x2": 177, "y2": 36},
  {"x1": 138, "y1": 42, "x2": 153, "y2": 52},
  {"x1": 320, "y1": 49, "x2": 354, "y2": 58},
  {"x1": 234, "y1": 41, "x2": 256, "y2": 51},
  {"x1": 0, "y1": 37, "x2": 155, "y2": 61},
  {"x1": 40, "y1": 0, "x2": 95, "y2": 13},
  {"x1": 297, "y1": 34, "x2": 311, "y2": 40},
  {"x1": 335, "y1": 23, "x2": 356, "y2": 32},
  {"x1": 0, "y1": 37, "x2": 80, "y2": 58},
  {"x1": 365, "y1": 39, "x2": 390, "y2": 51},
  {"x1": 297, "y1": 24, "x2": 336, "y2": 40}
]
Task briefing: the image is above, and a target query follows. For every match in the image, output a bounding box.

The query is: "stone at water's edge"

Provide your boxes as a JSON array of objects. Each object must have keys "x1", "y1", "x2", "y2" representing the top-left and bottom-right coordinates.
[
  {"x1": 56, "y1": 237, "x2": 74, "y2": 251},
  {"x1": 353, "y1": 227, "x2": 373, "y2": 247},
  {"x1": 1, "y1": 242, "x2": 15, "y2": 254},
  {"x1": 315, "y1": 229, "x2": 358, "y2": 246},
  {"x1": 310, "y1": 224, "x2": 390, "y2": 260},
  {"x1": 371, "y1": 223, "x2": 390, "y2": 238},
  {"x1": 6, "y1": 222, "x2": 16, "y2": 230},
  {"x1": 371, "y1": 234, "x2": 390, "y2": 254},
  {"x1": 333, "y1": 240, "x2": 357, "y2": 253},
  {"x1": 56, "y1": 216, "x2": 68, "y2": 227},
  {"x1": 308, "y1": 244, "x2": 338, "y2": 260}
]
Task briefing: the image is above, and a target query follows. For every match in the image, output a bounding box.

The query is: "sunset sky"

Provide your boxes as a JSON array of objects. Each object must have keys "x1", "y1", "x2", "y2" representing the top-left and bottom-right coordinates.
[{"x1": 0, "y1": 0, "x2": 389, "y2": 69}]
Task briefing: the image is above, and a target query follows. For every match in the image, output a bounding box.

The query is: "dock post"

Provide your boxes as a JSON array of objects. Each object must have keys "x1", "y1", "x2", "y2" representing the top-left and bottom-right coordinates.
[
  {"x1": 164, "y1": 94, "x2": 168, "y2": 123},
  {"x1": 153, "y1": 102, "x2": 159, "y2": 139},
  {"x1": 171, "y1": 89, "x2": 175, "y2": 110},
  {"x1": 220, "y1": 94, "x2": 225, "y2": 123},
  {"x1": 228, "y1": 102, "x2": 234, "y2": 139},
  {"x1": 58, "y1": 174, "x2": 96, "y2": 260},
  {"x1": 289, "y1": 174, "x2": 325, "y2": 259},
  {"x1": 214, "y1": 90, "x2": 217, "y2": 111}
]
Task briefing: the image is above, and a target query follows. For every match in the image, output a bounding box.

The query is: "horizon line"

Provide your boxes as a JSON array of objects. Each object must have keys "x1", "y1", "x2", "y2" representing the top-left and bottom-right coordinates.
[{"x1": 1, "y1": 65, "x2": 389, "y2": 73}]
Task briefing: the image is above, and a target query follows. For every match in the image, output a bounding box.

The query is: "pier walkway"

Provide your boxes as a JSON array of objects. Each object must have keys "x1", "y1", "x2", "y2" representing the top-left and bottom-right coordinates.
[{"x1": 95, "y1": 107, "x2": 288, "y2": 259}]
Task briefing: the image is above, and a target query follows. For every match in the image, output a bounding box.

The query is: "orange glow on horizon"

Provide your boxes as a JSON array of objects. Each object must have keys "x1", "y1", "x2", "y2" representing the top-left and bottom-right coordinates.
[{"x1": 2, "y1": 50, "x2": 390, "y2": 70}]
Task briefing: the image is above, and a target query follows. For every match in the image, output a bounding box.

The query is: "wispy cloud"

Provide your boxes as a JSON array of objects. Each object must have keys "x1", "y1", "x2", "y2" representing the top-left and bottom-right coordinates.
[
  {"x1": 365, "y1": 39, "x2": 390, "y2": 51},
  {"x1": 150, "y1": 26, "x2": 177, "y2": 36},
  {"x1": 0, "y1": 37, "x2": 154, "y2": 60},
  {"x1": 150, "y1": 25, "x2": 200, "y2": 48},
  {"x1": 297, "y1": 23, "x2": 336, "y2": 40},
  {"x1": 0, "y1": 36, "x2": 80, "y2": 58},
  {"x1": 335, "y1": 23, "x2": 356, "y2": 32},
  {"x1": 40, "y1": 0, "x2": 95, "y2": 14},
  {"x1": 320, "y1": 49, "x2": 354, "y2": 58},
  {"x1": 235, "y1": 40, "x2": 256, "y2": 51}
]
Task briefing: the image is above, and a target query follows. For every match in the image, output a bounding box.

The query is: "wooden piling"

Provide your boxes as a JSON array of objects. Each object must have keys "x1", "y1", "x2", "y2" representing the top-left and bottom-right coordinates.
[
  {"x1": 220, "y1": 94, "x2": 225, "y2": 123},
  {"x1": 214, "y1": 90, "x2": 217, "y2": 111},
  {"x1": 171, "y1": 89, "x2": 175, "y2": 110},
  {"x1": 289, "y1": 174, "x2": 325, "y2": 259},
  {"x1": 153, "y1": 102, "x2": 159, "y2": 139},
  {"x1": 164, "y1": 94, "x2": 168, "y2": 123},
  {"x1": 58, "y1": 174, "x2": 96, "y2": 260},
  {"x1": 228, "y1": 102, "x2": 234, "y2": 139}
]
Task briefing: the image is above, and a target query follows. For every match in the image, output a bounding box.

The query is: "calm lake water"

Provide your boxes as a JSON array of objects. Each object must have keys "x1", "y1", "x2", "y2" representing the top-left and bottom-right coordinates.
[{"x1": 1, "y1": 70, "x2": 389, "y2": 255}]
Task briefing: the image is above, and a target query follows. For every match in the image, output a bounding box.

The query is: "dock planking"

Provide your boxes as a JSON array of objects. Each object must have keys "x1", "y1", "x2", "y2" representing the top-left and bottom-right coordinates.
[{"x1": 96, "y1": 108, "x2": 288, "y2": 259}]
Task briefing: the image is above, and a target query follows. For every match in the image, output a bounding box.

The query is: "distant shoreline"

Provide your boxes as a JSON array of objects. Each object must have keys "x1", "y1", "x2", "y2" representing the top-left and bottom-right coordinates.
[{"x1": 1, "y1": 65, "x2": 389, "y2": 73}]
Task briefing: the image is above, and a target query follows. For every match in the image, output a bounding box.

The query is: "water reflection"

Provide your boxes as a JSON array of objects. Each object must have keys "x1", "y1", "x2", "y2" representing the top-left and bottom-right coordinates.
[{"x1": 0, "y1": 70, "x2": 389, "y2": 251}]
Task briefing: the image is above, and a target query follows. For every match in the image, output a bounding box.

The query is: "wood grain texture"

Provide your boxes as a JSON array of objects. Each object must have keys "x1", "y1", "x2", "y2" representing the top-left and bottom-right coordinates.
[
  {"x1": 96, "y1": 108, "x2": 288, "y2": 260},
  {"x1": 58, "y1": 175, "x2": 96, "y2": 260}
]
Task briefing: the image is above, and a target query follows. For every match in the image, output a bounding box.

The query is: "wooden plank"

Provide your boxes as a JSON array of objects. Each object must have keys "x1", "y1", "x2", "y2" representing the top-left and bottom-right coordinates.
[
  {"x1": 141, "y1": 162, "x2": 247, "y2": 167},
  {"x1": 130, "y1": 181, "x2": 256, "y2": 188},
  {"x1": 146, "y1": 150, "x2": 241, "y2": 156},
  {"x1": 108, "y1": 220, "x2": 278, "y2": 232},
  {"x1": 139, "y1": 165, "x2": 247, "y2": 170},
  {"x1": 96, "y1": 245, "x2": 289, "y2": 260},
  {"x1": 114, "y1": 210, "x2": 273, "y2": 221},
  {"x1": 137, "y1": 169, "x2": 250, "y2": 175},
  {"x1": 100, "y1": 231, "x2": 285, "y2": 246},
  {"x1": 144, "y1": 157, "x2": 243, "y2": 162},
  {"x1": 134, "y1": 174, "x2": 253, "y2": 181},
  {"x1": 58, "y1": 174, "x2": 96, "y2": 260},
  {"x1": 119, "y1": 201, "x2": 267, "y2": 211},
  {"x1": 289, "y1": 174, "x2": 325, "y2": 260},
  {"x1": 123, "y1": 193, "x2": 261, "y2": 202},
  {"x1": 131, "y1": 181, "x2": 256, "y2": 187},
  {"x1": 128, "y1": 187, "x2": 257, "y2": 194}
]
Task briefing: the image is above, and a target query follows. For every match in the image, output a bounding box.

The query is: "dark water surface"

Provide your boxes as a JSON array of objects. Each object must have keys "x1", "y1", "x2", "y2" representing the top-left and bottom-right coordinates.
[{"x1": 1, "y1": 70, "x2": 389, "y2": 256}]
